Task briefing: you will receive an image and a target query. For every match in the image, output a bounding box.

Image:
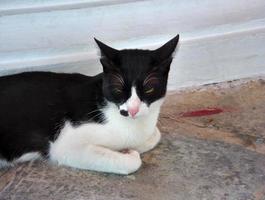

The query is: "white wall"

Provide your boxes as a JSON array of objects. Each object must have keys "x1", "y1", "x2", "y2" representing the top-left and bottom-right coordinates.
[{"x1": 0, "y1": 0, "x2": 265, "y2": 89}]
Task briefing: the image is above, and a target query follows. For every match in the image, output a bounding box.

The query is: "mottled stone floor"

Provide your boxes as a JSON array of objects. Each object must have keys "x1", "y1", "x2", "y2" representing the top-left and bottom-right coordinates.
[{"x1": 1, "y1": 78, "x2": 265, "y2": 200}]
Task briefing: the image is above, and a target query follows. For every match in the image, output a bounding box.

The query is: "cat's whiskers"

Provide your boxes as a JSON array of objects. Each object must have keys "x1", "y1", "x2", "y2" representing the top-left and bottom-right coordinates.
[
  {"x1": 85, "y1": 109, "x2": 102, "y2": 118},
  {"x1": 89, "y1": 111, "x2": 104, "y2": 122}
]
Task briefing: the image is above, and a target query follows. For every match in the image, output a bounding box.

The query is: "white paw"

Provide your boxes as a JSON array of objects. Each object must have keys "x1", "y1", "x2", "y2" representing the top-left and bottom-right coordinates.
[
  {"x1": 120, "y1": 150, "x2": 142, "y2": 175},
  {"x1": 136, "y1": 127, "x2": 161, "y2": 154},
  {"x1": 127, "y1": 149, "x2": 140, "y2": 158}
]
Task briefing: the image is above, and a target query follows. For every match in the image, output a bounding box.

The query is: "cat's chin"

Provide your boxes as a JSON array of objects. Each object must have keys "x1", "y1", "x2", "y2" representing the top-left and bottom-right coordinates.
[{"x1": 122, "y1": 113, "x2": 145, "y2": 119}]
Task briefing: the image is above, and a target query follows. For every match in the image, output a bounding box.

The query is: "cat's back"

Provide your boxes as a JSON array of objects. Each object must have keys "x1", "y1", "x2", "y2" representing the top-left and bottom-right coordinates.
[
  {"x1": 0, "y1": 72, "x2": 101, "y2": 126},
  {"x1": 0, "y1": 71, "x2": 91, "y2": 88},
  {"x1": 0, "y1": 71, "x2": 96, "y2": 101}
]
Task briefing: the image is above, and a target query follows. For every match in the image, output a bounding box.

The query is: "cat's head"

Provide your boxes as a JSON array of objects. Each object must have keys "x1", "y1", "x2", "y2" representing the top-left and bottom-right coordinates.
[{"x1": 95, "y1": 35, "x2": 179, "y2": 119}]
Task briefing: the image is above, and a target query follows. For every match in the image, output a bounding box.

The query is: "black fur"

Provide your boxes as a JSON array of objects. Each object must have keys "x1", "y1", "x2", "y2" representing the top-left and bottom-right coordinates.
[
  {"x1": 0, "y1": 72, "x2": 105, "y2": 160},
  {"x1": 0, "y1": 35, "x2": 179, "y2": 162}
]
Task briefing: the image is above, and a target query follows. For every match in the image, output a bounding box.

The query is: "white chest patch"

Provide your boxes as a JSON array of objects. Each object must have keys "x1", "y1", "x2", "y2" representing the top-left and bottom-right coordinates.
[
  {"x1": 50, "y1": 98, "x2": 164, "y2": 153},
  {"x1": 102, "y1": 99, "x2": 163, "y2": 149}
]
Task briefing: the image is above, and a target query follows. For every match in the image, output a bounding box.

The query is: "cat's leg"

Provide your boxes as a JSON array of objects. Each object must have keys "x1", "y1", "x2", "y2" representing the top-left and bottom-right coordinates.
[
  {"x1": 136, "y1": 126, "x2": 161, "y2": 154},
  {"x1": 49, "y1": 130, "x2": 142, "y2": 174}
]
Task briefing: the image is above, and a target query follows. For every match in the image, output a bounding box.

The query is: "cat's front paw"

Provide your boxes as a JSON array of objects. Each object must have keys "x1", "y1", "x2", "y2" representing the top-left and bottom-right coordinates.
[
  {"x1": 136, "y1": 127, "x2": 161, "y2": 154},
  {"x1": 121, "y1": 150, "x2": 142, "y2": 175}
]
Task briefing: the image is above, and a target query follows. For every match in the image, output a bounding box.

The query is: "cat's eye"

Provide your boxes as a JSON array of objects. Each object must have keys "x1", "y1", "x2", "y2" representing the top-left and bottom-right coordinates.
[
  {"x1": 113, "y1": 88, "x2": 122, "y2": 94},
  {"x1": 145, "y1": 88, "x2": 154, "y2": 94}
]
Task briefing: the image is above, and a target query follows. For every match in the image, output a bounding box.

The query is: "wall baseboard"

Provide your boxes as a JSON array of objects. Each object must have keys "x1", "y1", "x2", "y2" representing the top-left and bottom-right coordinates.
[{"x1": 1, "y1": 0, "x2": 265, "y2": 89}]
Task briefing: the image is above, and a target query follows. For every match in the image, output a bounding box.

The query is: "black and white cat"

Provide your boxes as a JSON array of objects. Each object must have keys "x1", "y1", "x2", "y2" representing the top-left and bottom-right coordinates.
[{"x1": 0, "y1": 35, "x2": 179, "y2": 174}]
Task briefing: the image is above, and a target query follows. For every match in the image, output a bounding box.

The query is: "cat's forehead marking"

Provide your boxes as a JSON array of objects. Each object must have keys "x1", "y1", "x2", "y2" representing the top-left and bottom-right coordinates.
[
  {"x1": 118, "y1": 87, "x2": 141, "y2": 118},
  {"x1": 119, "y1": 87, "x2": 141, "y2": 110},
  {"x1": 130, "y1": 87, "x2": 138, "y2": 100}
]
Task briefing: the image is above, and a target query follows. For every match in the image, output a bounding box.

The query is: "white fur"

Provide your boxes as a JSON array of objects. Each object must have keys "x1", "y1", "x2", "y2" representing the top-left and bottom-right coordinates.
[
  {"x1": 136, "y1": 126, "x2": 161, "y2": 154},
  {"x1": 15, "y1": 152, "x2": 40, "y2": 163},
  {"x1": 49, "y1": 88, "x2": 164, "y2": 174},
  {"x1": 0, "y1": 159, "x2": 11, "y2": 168},
  {"x1": 0, "y1": 152, "x2": 40, "y2": 168}
]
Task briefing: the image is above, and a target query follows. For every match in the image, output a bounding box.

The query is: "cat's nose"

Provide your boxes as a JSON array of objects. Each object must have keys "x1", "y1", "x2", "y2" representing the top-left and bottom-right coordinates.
[
  {"x1": 127, "y1": 97, "x2": 140, "y2": 118},
  {"x1": 128, "y1": 107, "x2": 139, "y2": 118}
]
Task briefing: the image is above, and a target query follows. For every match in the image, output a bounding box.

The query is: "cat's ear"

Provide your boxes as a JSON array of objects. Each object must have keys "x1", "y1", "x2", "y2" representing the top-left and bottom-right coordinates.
[
  {"x1": 94, "y1": 38, "x2": 120, "y2": 73},
  {"x1": 152, "y1": 35, "x2": 179, "y2": 75},
  {"x1": 99, "y1": 58, "x2": 119, "y2": 73},
  {"x1": 94, "y1": 38, "x2": 119, "y2": 61},
  {"x1": 152, "y1": 34, "x2": 179, "y2": 64}
]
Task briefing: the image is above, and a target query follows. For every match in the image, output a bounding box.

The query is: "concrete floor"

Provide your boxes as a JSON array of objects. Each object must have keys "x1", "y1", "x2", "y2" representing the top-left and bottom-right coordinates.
[{"x1": 1, "y1": 78, "x2": 265, "y2": 200}]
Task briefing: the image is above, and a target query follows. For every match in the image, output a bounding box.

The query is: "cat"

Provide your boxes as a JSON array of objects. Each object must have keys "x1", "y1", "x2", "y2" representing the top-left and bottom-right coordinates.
[{"x1": 0, "y1": 35, "x2": 179, "y2": 174}]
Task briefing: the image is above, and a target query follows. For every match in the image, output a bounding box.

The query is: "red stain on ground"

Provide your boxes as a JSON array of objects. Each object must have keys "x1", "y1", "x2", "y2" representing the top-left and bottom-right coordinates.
[{"x1": 181, "y1": 108, "x2": 224, "y2": 117}]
